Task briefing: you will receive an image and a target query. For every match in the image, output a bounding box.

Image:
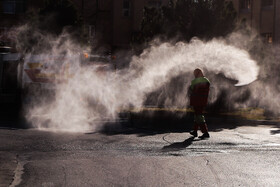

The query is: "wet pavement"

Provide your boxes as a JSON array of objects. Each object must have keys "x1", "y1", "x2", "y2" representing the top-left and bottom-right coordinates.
[{"x1": 1, "y1": 119, "x2": 280, "y2": 187}]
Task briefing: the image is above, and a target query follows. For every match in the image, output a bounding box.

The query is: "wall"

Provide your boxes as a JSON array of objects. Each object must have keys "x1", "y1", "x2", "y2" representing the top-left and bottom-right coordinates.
[
  {"x1": 231, "y1": 0, "x2": 278, "y2": 43},
  {"x1": 112, "y1": 0, "x2": 169, "y2": 48},
  {"x1": 274, "y1": 0, "x2": 280, "y2": 43}
]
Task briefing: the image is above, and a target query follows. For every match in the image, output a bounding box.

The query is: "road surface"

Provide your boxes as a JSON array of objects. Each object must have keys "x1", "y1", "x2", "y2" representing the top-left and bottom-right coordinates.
[{"x1": 1, "y1": 119, "x2": 280, "y2": 187}]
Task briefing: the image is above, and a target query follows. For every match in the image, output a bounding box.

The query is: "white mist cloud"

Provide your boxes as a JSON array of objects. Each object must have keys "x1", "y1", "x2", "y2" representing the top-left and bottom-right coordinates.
[{"x1": 25, "y1": 36, "x2": 260, "y2": 132}]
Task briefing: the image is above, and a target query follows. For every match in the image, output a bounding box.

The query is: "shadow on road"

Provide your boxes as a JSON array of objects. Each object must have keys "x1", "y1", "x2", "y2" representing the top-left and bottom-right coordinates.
[
  {"x1": 101, "y1": 111, "x2": 280, "y2": 136},
  {"x1": 1, "y1": 108, "x2": 279, "y2": 136},
  {"x1": 161, "y1": 137, "x2": 196, "y2": 151}
]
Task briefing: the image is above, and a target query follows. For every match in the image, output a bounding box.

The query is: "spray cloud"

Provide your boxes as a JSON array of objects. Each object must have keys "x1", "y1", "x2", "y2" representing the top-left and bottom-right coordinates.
[
  {"x1": 5, "y1": 24, "x2": 272, "y2": 132},
  {"x1": 18, "y1": 31, "x2": 260, "y2": 132}
]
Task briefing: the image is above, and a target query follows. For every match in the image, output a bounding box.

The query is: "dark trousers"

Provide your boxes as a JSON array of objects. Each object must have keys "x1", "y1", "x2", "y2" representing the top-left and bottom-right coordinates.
[{"x1": 193, "y1": 106, "x2": 208, "y2": 133}]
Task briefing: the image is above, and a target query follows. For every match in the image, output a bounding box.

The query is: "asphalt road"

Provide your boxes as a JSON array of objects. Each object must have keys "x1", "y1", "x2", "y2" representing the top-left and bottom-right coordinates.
[{"x1": 1, "y1": 120, "x2": 280, "y2": 187}]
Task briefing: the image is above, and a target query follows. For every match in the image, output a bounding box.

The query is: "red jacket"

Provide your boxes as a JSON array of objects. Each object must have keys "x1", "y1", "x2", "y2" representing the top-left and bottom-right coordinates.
[{"x1": 189, "y1": 77, "x2": 210, "y2": 106}]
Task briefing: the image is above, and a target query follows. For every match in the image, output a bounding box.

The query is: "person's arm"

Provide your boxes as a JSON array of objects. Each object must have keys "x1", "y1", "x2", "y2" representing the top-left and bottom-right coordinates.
[{"x1": 187, "y1": 85, "x2": 192, "y2": 97}]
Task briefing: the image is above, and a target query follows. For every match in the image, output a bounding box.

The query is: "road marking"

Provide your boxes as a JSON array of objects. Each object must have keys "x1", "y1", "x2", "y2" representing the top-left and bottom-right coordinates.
[{"x1": 9, "y1": 155, "x2": 28, "y2": 187}]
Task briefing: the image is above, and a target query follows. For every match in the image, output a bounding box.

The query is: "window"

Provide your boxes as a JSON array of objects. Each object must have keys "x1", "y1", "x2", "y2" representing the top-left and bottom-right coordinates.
[
  {"x1": 123, "y1": 0, "x2": 131, "y2": 17},
  {"x1": 148, "y1": 0, "x2": 162, "y2": 8},
  {"x1": 262, "y1": 0, "x2": 273, "y2": 9},
  {"x1": 239, "y1": 0, "x2": 251, "y2": 11},
  {"x1": 88, "y1": 25, "x2": 95, "y2": 39},
  {"x1": 2, "y1": 0, "x2": 25, "y2": 14},
  {"x1": 0, "y1": 27, "x2": 8, "y2": 40},
  {"x1": 262, "y1": 33, "x2": 273, "y2": 44}
]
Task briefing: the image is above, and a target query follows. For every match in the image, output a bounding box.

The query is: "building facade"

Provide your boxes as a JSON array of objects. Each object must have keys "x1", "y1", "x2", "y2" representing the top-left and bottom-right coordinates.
[
  {"x1": 0, "y1": 0, "x2": 168, "y2": 49},
  {"x1": 0, "y1": 0, "x2": 44, "y2": 45},
  {"x1": 71, "y1": 0, "x2": 169, "y2": 50},
  {"x1": 2, "y1": 0, "x2": 279, "y2": 49},
  {"x1": 111, "y1": 0, "x2": 168, "y2": 48},
  {"x1": 231, "y1": 0, "x2": 280, "y2": 44}
]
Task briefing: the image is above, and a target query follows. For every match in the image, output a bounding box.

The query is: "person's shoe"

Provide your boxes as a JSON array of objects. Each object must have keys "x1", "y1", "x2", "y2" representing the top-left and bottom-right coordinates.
[
  {"x1": 199, "y1": 132, "x2": 210, "y2": 139},
  {"x1": 189, "y1": 130, "x2": 198, "y2": 137}
]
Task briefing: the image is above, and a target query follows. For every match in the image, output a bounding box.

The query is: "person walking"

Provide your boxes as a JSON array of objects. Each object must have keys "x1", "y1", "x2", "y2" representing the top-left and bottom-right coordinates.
[{"x1": 188, "y1": 68, "x2": 210, "y2": 139}]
